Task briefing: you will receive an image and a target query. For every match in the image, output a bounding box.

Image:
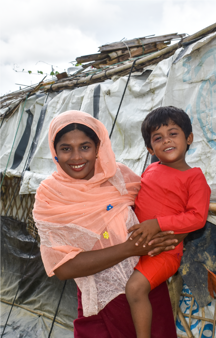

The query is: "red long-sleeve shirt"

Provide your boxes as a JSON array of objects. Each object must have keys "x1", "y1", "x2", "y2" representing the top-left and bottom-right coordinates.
[{"x1": 134, "y1": 162, "x2": 211, "y2": 256}]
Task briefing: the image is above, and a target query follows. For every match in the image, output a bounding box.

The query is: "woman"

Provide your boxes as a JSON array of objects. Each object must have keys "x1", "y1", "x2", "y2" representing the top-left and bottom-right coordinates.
[{"x1": 33, "y1": 110, "x2": 185, "y2": 338}]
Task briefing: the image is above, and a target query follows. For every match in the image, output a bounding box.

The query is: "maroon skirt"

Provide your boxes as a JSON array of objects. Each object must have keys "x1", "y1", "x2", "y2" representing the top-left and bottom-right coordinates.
[{"x1": 74, "y1": 281, "x2": 177, "y2": 338}]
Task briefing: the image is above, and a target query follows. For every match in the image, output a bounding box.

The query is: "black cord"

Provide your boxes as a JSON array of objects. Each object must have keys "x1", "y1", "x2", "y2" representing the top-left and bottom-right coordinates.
[
  {"x1": 49, "y1": 84, "x2": 54, "y2": 92},
  {"x1": 45, "y1": 92, "x2": 50, "y2": 104},
  {"x1": 142, "y1": 152, "x2": 150, "y2": 174},
  {"x1": 104, "y1": 69, "x2": 109, "y2": 80},
  {"x1": 109, "y1": 58, "x2": 138, "y2": 139},
  {"x1": 48, "y1": 280, "x2": 67, "y2": 338},
  {"x1": 89, "y1": 73, "x2": 95, "y2": 82}
]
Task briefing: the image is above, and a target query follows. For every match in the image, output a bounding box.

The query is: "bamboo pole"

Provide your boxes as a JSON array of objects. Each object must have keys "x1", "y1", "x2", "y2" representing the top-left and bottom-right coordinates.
[
  {"x1": 182, "y1": 22, "x2": 216, "y2": 44},
  {"x1": 42, "y1": 49, "x2": 174, "y2": 91},
  {"x1": 42, "y1": 23, "x2": 216, "y2": 93},
  {"x1": 209, "y1": 203, "x2": 216, "y2": 212},
  {"x1": 177, "y1": 308, "x2": 194, "y2": 338},
  {"x1": 198, "y1": 308, "x2": 206, "y2": 338}
]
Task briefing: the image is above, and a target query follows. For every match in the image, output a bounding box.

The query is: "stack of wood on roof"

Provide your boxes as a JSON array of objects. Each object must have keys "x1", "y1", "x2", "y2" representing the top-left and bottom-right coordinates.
[
  {"x1": 1, "y1": 22, "x2": 216, "y2": 121},
  {"x1": 76, "y1": 33, "x2": 185, "y2": 69}
]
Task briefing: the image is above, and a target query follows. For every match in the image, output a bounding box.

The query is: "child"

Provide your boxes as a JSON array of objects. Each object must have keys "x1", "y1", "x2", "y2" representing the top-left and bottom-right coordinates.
[{"x1": 126, "y1": 106, "x2": 211, "y2": 338}]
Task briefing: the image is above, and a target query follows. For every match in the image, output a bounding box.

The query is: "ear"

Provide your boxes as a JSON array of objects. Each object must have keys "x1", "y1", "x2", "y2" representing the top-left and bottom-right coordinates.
[
  {"x1": 187, "y1": 132, "x2": 193, "y2": 146},
  {"x1": 95, "y1": 142, "x2": 100, "y2": 156},
  {"x1": 147, "y1": 147, "x2": 154, "y2": 156}
]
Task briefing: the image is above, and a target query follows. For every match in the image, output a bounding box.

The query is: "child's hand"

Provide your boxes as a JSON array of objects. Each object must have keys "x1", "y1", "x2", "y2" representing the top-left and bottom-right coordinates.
[{"x1": 128, "y1": 219, "x2": 161, "y2": 247}]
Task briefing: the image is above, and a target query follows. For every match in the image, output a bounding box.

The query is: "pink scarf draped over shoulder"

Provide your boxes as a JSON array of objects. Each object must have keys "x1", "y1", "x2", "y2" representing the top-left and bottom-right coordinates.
[{"x1": 33, "y1": 110, "x2": 141, "y2": 277}]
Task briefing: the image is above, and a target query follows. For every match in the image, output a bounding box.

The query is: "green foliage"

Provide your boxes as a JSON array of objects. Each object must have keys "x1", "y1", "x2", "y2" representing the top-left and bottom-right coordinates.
[
  {"x1": 28, "y1": 70, "x2": 32, "y2": 74},
  {"x1": 75, "y1": 63, "x2": 82, "y2": 67},
  {"x1": 37, "y1": 70, "x2": 43, "y2": 74},
  {"x1": 50, "y1": 71, "x2": 59, "y2": 76}
]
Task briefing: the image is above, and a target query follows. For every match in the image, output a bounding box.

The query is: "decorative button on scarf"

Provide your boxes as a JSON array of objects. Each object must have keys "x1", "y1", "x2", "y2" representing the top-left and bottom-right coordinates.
[
  {"x1": 103, "y1": 231, "x2": 109, "y2": 239},
  {"x1": 106, "y1": 204, "x2": 113, "y2": 211}
]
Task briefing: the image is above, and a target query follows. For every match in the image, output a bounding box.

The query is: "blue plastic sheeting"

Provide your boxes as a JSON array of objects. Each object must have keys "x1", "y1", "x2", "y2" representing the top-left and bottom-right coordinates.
[
  {"x1": 176, "y1": 284, "x2": 216, "y2": 338},
  {"x1": 179, "y1": 221, "x2": 216, "y2": 307}
]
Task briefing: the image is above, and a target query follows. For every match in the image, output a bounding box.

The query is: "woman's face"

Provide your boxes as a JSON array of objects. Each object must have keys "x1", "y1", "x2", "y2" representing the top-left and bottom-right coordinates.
[{"x1": 55, "y1": 129, "x2": 99, "y2": 180}]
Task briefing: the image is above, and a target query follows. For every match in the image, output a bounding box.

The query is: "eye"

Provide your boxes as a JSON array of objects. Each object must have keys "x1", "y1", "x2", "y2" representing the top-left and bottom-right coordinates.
[
  {"x1": 61, "y1": 147, "x2": 70, "y2": 151},
  {"x1": 154, "y1": 136, "x2": 161, "y2": 142},
  {"x1": 82, "y1": 145, "x2": 90, "y2": 150},
  {"x1": 170, "y1": 132, "x2": 177, "y2": 136}
]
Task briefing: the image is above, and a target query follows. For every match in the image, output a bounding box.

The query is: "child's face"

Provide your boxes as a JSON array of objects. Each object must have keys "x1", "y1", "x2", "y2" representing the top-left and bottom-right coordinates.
[{"x1": 147, "y1": 120, "x2": 193, "y2": 168}]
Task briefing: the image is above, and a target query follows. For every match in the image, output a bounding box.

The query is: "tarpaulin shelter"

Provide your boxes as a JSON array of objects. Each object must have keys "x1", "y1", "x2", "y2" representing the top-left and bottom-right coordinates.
[{"x1": 1, "y1": 23, "x2": 216, "y2": 338}]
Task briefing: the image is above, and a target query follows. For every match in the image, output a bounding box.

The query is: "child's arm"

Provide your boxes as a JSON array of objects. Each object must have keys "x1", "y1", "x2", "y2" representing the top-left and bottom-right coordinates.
[{"x1": 157, "y1": 171, "x2": 210, "y2": 234}]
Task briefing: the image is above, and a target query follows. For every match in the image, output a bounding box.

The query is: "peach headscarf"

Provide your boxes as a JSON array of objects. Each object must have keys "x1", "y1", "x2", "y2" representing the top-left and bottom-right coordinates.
[{"x1": 33, "y1": 111, "x2": 141, "y2": 276}]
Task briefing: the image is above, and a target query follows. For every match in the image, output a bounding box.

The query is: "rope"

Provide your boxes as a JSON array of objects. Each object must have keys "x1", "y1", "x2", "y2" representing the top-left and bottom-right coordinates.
[
  {"x1": 122, "y1": 40, "x2": 132, "y2": 58},
  {"x1": 0, "y1": 92, "x2": 30, "y2": 189},
  {"x1": 47, "y1": 281, "x2": 67, "y2": 338},
  {"x1": 109, "y1": 58, "x2": 138, "y2": 139}
]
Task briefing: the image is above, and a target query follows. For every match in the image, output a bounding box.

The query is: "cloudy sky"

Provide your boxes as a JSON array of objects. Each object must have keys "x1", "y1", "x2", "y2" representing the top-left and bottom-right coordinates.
[{"x1": 1, "y1": 0, "x2": 216, "y2": 96}]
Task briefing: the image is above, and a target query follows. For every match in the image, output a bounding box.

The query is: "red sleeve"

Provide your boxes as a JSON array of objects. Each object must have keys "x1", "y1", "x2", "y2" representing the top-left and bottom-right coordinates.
[{"x1": 157, "y1": 172, "x2": 211, "y2": 234}]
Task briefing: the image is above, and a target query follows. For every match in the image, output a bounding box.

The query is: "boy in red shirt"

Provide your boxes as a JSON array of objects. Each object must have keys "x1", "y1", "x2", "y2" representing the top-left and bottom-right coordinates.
[{"x1": 126, "y1": 106, "x2": 211, "y2": 338}]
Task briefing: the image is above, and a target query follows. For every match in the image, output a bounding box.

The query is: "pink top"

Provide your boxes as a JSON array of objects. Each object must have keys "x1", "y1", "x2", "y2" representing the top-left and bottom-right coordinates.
[{"x1": 135, "y1": 162, "x2": 211, "y2": 256}]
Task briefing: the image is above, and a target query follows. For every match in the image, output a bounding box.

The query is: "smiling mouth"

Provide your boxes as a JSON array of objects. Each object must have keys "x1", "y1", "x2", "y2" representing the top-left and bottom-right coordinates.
[
  {"x1": 164, "y1": 147, "x2": 175, "y2": 152},
  {"x1": 69, "y1": 163, "x2": 86, "y2": 170}
]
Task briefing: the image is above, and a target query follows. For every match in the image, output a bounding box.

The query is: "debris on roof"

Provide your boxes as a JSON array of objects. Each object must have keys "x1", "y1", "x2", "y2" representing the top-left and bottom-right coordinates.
[{"x1": 0, "y1": 22, "x2": 216, "y2": 122}]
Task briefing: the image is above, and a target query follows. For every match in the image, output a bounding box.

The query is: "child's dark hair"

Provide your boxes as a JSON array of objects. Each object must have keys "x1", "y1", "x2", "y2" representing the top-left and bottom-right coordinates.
[
  {"x1": 141, "y1": 106, "x2": 192, "y2": 150},
  {"x1": 54, "y1": 123, "x2": 100, "y2": 150}
]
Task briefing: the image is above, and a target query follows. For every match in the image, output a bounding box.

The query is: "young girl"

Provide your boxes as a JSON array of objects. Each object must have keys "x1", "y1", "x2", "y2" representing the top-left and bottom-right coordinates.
[{"x1": 125, "y1": 106, "x2": 211, "y2": 338}]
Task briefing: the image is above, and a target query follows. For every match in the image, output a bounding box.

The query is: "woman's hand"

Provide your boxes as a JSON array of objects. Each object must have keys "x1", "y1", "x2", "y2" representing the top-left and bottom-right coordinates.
[
  {"x1": 54, "y1": 231, "x2": 187, "y2": 280},
  {"x1": 125, "y1": 231, "x2": 187, "y2": 257},
  {"x1": 147, "y1": 232, "x2": 187, "y2": 256}
]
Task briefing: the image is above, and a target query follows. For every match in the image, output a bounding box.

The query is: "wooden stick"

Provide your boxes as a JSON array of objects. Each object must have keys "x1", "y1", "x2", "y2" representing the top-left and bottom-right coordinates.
[
  {"x1": 183, "y1": 313, "x2": 215, "y2": 324},
  {"x1": 188, "y1": 296, "x2": 194, "y2": 329},
  {"x1": 76, "y1": 52, "x2": 108, "y2": 64},
  {"x1": 212, "y1": 301, "x2": 216, "y2": 338},
  {"x1": 177, "y1": 308, "x2": 194, "y2": 338},
  {"x1": 99, "y1": 33, "x2": 185, "y2": 52},
  {"x1": 198, "y1": 308, "x2": 206, "y2": 338},
  {"x1": 80, "y1": 43, "x2": 169, "y2": 70},
  {"x1": 209, "y1": 203, "x2": 216, "y2": 212}
]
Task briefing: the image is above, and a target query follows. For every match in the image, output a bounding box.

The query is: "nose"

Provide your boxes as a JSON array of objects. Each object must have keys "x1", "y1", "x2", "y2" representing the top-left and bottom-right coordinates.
[
  {"x1": 162, "y1": 136, "x2": 171, "y2": 144},
  {"x1": 72, "y1": 149, "x2": 82, "y2": 160}
]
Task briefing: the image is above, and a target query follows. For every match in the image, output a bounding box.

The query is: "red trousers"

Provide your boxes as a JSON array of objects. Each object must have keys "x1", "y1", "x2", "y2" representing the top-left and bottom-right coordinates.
[{"x1": 74, "y1": 281, "x2": 177, "y2": 338}]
